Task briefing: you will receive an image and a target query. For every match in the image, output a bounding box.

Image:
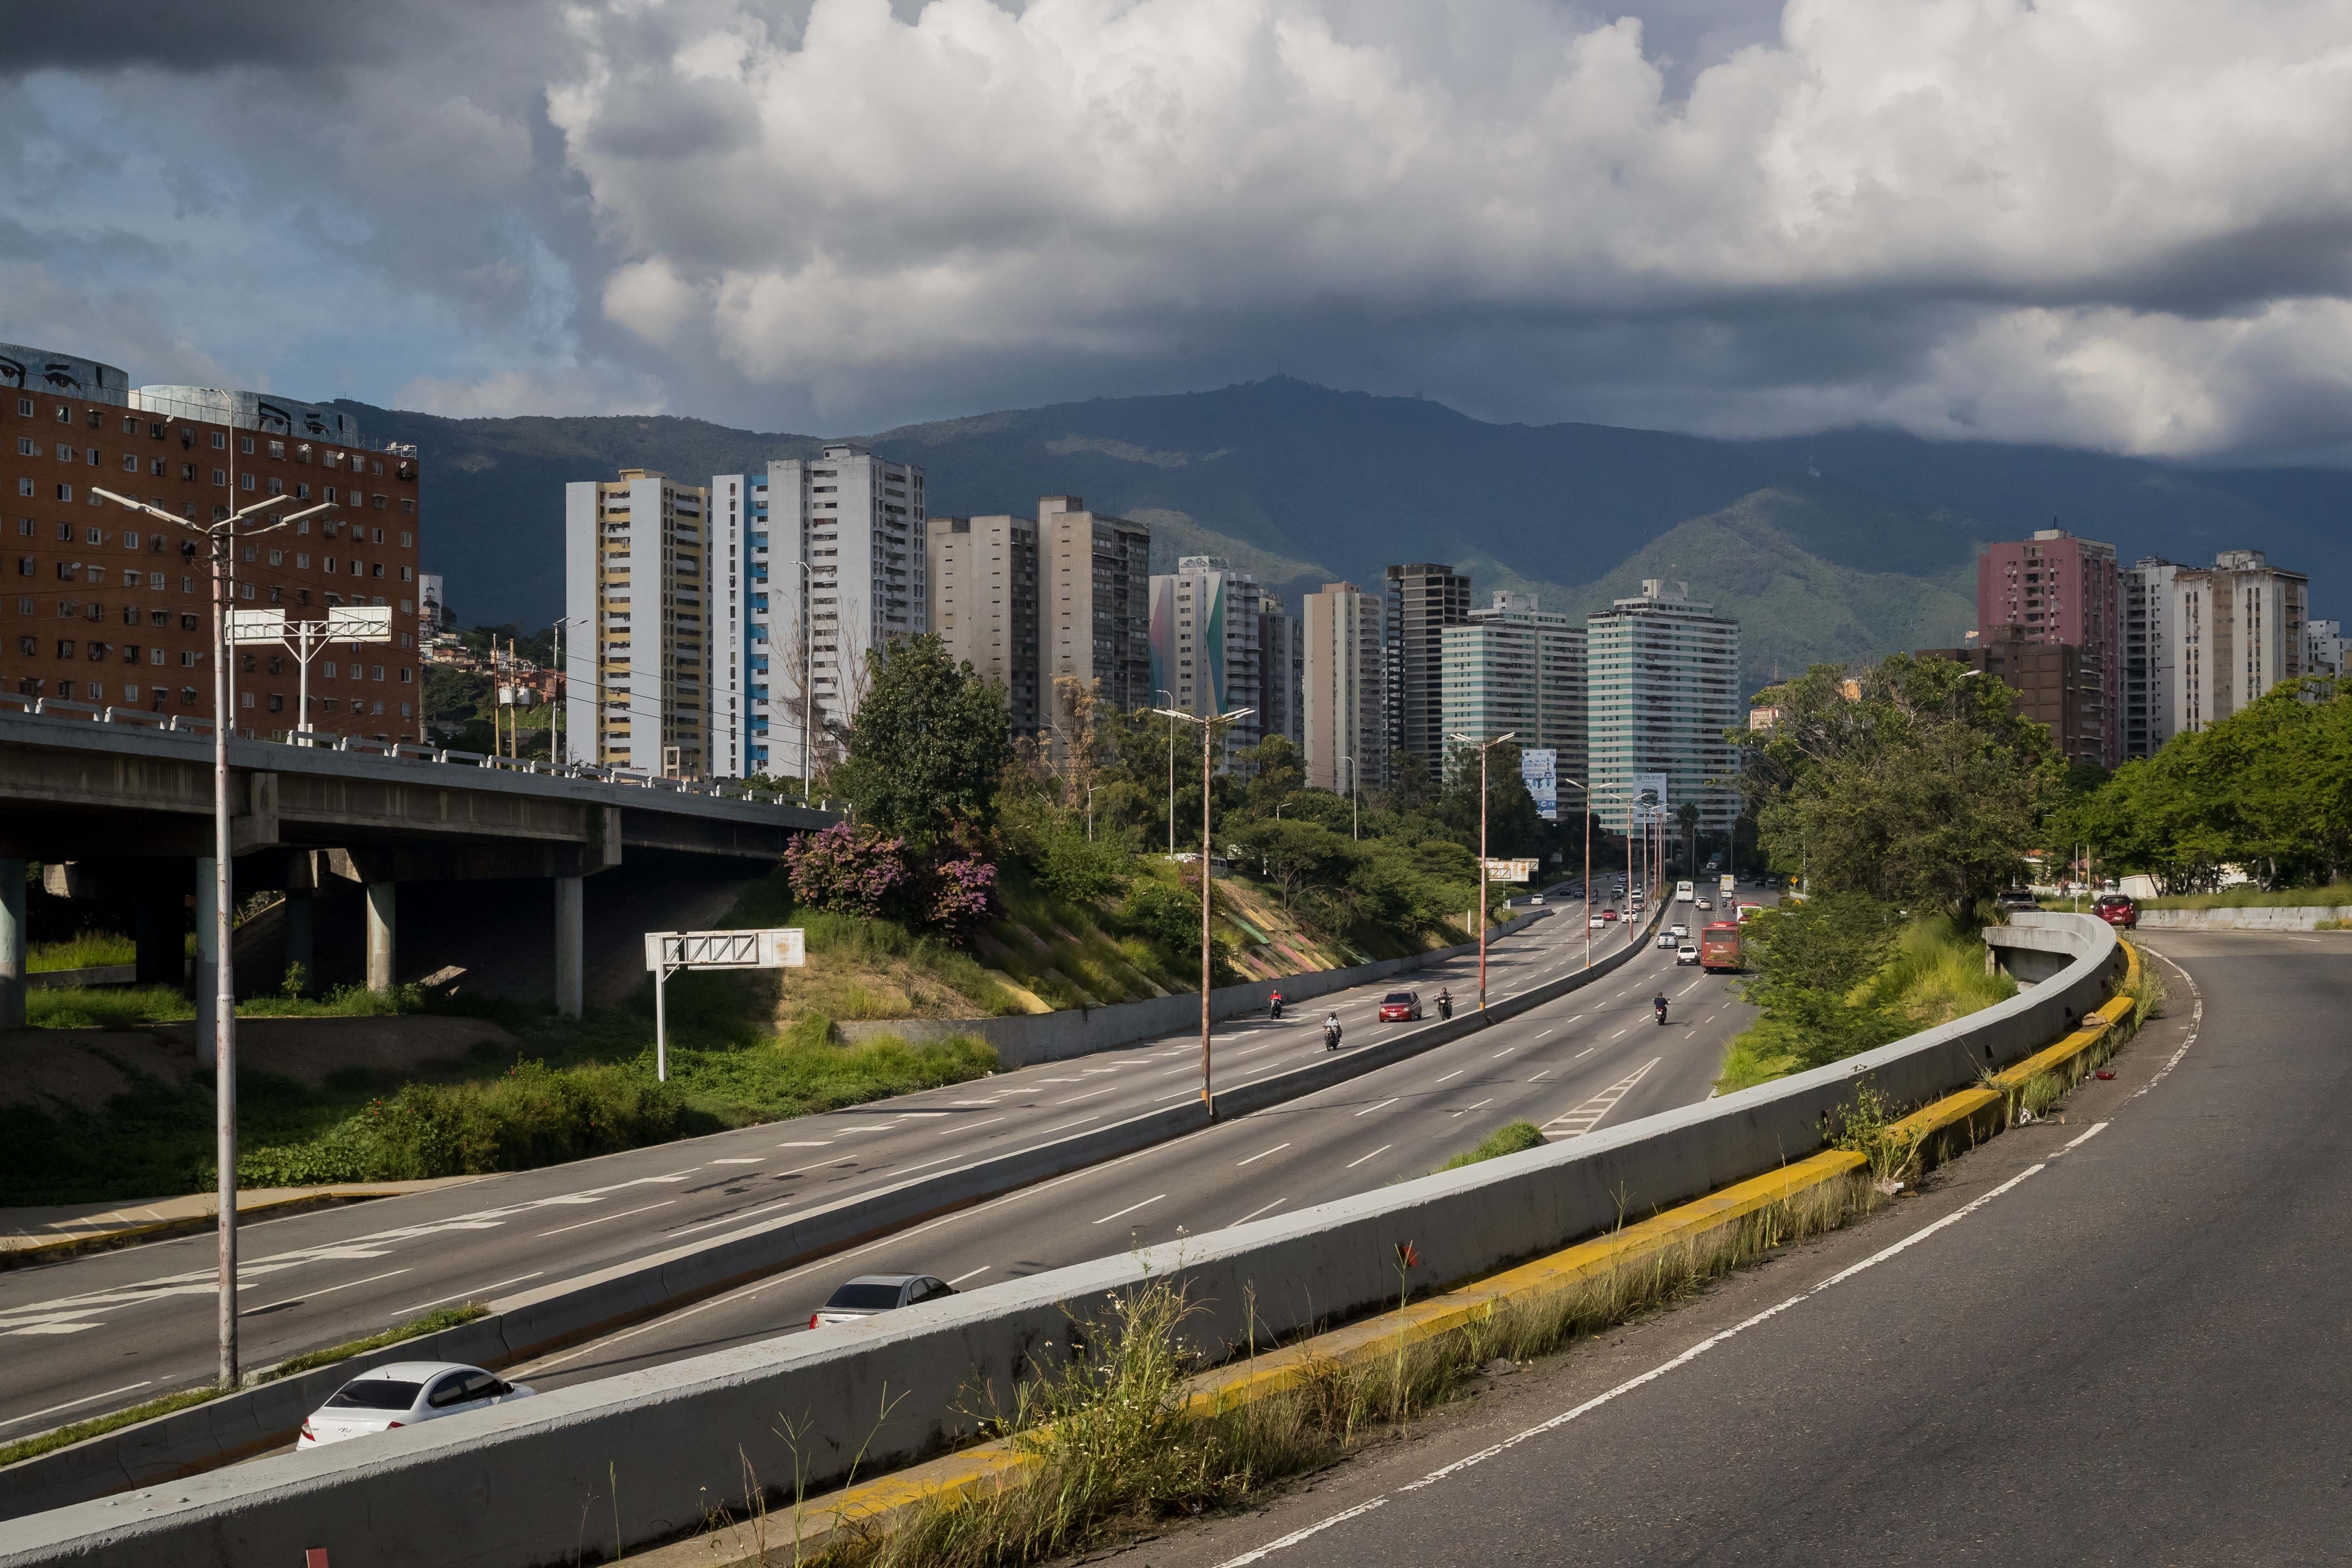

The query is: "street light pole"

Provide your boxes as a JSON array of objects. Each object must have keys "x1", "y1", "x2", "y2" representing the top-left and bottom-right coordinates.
[
  {"x1": 1152, "y1": 704, "x2": 1253, "y2": 1112},
  {"x1": 1450, "y1": 731, "x2": 1516, "y2": 1011},
  {"x1": 1561, "y1": 775, "x2": 1596, "y2": 970},
  {"x1": 1156, "y1": 689, "x2": 1177, "y2": 855},
  {"x1": 95, "y1": 484, "x2": 324, "y2": 1391}
]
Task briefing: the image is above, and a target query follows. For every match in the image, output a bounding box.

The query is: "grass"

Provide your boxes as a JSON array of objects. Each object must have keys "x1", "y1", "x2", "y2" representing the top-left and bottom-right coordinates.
[
  {"x1": 0, "y1": 1303, "x2": 489, "y2": 1468},
  {"x1": 809, "y1": 1174, "x2": 1875, "y2": 1568},
  {"x1": 1438, "y1": 1120, "x2": 1546, "y2": 1171},
  {"x1": 24, "y1": 982, "x2": 427, "y2": 1029},
  {"x1": 1716, "y1": 916, "x2": 2016, "y2": 1093},
  {"x1": 26, "y1": 931, "x2": 137, "y2": 972},
  {"x1": 2134, "y1": 880, "x2": 2352, "y2": 910}
]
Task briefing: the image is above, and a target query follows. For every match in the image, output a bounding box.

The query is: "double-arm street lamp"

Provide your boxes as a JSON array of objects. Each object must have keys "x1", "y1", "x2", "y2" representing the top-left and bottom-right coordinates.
[
  {"x1": 94, "y1": 483, "x2": 330, "y2": 1390},
  {"x1": 1150, "y1": 703, "x2": 1255, "y2": 1110},
  {"x1": 1449, "y1": 730, "x2": 1516, "y2": 1011}
]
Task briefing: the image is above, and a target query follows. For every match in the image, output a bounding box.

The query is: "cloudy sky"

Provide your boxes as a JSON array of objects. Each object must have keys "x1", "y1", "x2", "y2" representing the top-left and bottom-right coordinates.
[{"x1": 6, "y1": 0, "x2": 2350, "y2": 461}]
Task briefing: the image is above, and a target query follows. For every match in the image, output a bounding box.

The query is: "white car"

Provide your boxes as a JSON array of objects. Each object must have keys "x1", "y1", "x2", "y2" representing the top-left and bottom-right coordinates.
[
  {"x1": 1669, "y1": 923, "x2": 1690, "y2": 939},
  {"x1": 1696, "y1": 898, "x2": 1714, "y2": 911},
  {"x1": 1676, "y1": 944, "x2": 1701, "y2": 965},
  {"x1": 1589, "y1": 915, "x2": 1610, "y2": 930},
  {"x1": 810, "y1": 1273, "x2": 959, "y2": 1329},
  {"x1": 1657, "y1": 931, "x2": 1676, "y2": 949},
  {"x1": 299, "y1": 1362, "x2": 534, "y2": 1449}
]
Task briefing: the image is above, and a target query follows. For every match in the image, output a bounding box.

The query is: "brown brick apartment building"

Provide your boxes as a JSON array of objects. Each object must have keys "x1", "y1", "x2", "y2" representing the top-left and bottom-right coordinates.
[{"x1": 2, "y1": 342, "x2": 422, "y2": 740}]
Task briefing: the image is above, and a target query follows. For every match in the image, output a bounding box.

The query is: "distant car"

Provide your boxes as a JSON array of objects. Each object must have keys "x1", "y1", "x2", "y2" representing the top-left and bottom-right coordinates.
[
  {"x1": 1669, "y1": 923, "x2": 1690, "y2": 939},
  {"x1": 1530, "y1": 895, "x2": 1545, "y2": 905},
  {"x1": 810, "y1": 1273, "x2": 959, "y2": 1329},
  {"x1": 1997, "y1": 887, "x2": 2042, "y2": 912},
  {"x1": 300, "y1": 1363, "x2": 534, "y2": 1449},
  {"x1": 1589, "y1": 915, "x2": 1609, "y2": 930},
  {"x1": 1676, "y1": 944, "x2": 1701, "y2": 966},
  {"x1": 1657, "y1": 932, "x2": 1677, "y2": 949},
  {"x1": 1378, "y1": 991, "x2": 1424, "y2": 1022},
  {"x1": 1696, "y1": 898, "x2": 1713, "y2": 911},
  {"x1": 2093, "y1": 892, "x2": 2138, "y2": 929},
  {"x1": 1601, "y1": 908, "x2": 1619, "y2": 923}
]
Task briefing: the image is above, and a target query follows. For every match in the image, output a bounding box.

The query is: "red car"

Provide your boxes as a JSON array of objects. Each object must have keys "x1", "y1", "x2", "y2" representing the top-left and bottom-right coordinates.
[
  {"x1": 2093, "y1": 893, "x2": 2137, "y2": 929},
  {"x1": 1377, "y1": 991, "x2": 1423, "y2": 1022},
  {"x1": 1600, "y1": 908, "x2": 1619, "y2": 923}
]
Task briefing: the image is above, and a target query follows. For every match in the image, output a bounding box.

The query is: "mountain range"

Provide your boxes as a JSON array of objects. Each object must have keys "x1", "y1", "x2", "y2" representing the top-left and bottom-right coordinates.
[{"x1": 340, "y1": 377, "x2": 2352, "y2": 695}]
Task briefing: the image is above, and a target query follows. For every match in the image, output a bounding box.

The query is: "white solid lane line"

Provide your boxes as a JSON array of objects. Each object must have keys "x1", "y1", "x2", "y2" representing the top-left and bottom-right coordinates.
[
  {"x1": 1092, "y1": 1194, "x2": 1167, "y2": 1226},
  {"x1": 945, "y1": 1116, "x2": 1008, "y2": 1135},
  {"x1": 1237, "y1": 1143, "x2": 1292, "y2": 1167},
  {"x1": 537, "y1": 1202, "x2": 675, "y2": 1239},
  {"x1": 1345, "y1": 1145, "x2": 1392, "y2": 1169},
  {"x1": 709, "y1": 1159, "x2": 762, "y2": 1166},
  {"x1": 393, "y1": 1272, "x2": 544, "y2": 1317},
  {"x1": 774, "y1": 1141, "x2": 834, "y2": 1148},
  {"x1": 946, "y1": 1266, "x2": 992, "y2": 1287},
  {"x1": 1433, "y1": 1070, "x2": 1463, "y2": 1084},
  {"x1": 1354, "y1": 1098, "x2": 1400, "y2": 1117},
  {"x1": 1232, "y1": 1198, "x2": 1288, "y2": 1226},
  {"x1": 0, "y1": 1379, "x2": 154, "y2": 1434},
  {"x1": 238, "y1": 1267, "x2": 412, "y2": 1318}
]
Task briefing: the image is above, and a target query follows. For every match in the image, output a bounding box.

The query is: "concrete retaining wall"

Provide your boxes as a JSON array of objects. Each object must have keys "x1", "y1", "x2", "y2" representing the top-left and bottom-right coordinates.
[
  {"x1": 837, "y1": 910, "x2": 1549, "y2": 1068},
  {"x1": 0, "y1": 915, "x2": 2118, "y2": 1568},
  {"x1": 24, "y1": 964, "x2": 136, "y2": 990},
  {"x1": 2134, "y1": 905, "x2": 2352, "y2": 931}
]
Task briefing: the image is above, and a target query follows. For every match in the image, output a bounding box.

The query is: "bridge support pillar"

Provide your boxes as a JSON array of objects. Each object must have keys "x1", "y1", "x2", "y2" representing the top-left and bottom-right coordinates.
[
  {"x1": 194, "y1": 858, "x2": 219, "y2": 1067},
  {"x1": 0, "y1": 857, "x2": 24, "y2": 1031},
  {"x1": 554, "y1": 876, "x2": 584, "y2": 1019},
  {"x1": 283, "y1": 890, "x2": 314, "y2": 997},
  {"x1": 365, "y1": 881, "x2": 397, "y2": 994}
]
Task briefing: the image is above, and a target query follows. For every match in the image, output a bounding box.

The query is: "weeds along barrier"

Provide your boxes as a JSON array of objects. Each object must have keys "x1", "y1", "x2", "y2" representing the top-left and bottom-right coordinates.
[
  {"x1": 1, "y1": 915, "x2": 2118, "y2": 1568},
  {"x1": 837, "y1": 908, "x2": 1551, "y2": 1067},
  {"x1": 0, "y1": 911, "x2": 1634, "y2": 1522}
]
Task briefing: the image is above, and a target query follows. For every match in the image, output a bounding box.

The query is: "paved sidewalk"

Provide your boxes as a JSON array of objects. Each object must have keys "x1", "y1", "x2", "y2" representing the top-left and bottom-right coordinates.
[{"x1": 0, "y1": 1177, "x2": 489, "y2": 1258}]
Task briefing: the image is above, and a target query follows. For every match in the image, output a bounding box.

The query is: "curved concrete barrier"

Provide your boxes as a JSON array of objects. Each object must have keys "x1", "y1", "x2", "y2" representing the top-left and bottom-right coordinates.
[{"x1": 1, "y1": 915, "x2": 2118, "y2": 1568}]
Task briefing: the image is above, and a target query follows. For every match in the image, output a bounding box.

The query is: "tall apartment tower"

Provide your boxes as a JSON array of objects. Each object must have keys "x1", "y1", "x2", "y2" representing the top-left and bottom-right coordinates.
[
  {"x1": 1039, "y1": 495, "x2": 1150, "y2": 732},
  {"x1": 1977, "y1": 528, "x2": 2122, "y2": 767},
  {"x1": 760, "y1": 444, "x2": 927, "y2": 759},
  {"x1": 1441, "y1": 591, "x2": 1587, "y2": 810},
  {"x1": 1383, "y1": 562, "x2": 1472, "y2": 780},
  {"x1": 2308, "y1": 617, "x2": 2346, "y2": 678},
  {"x1": 2122, "y1": 557, "x2": 2183, "y2": 761},
  {"x1": 1258, "y1": 602, "x2": 1306, "y2": 750},
  {"x1": 1585, "y1": 580, "x2": 1740, "y2": 834},
  {"x1": 706, "y1": 473, "x2": 765, "y2": 778},
  {"x1": 1147, "y1": 555, "x2": 1265, "y2": 763},
  {"x1": 564, "y1": 469, "x2": 709, "y2": 774},
  {"x1": 1302, "y1": 581, "x2": 1386, "y2": 798},
  {"x1": 2173, "y1": 549, "x2": 2309, "y2": 735},
  {"x1": 929, "y1": 513, "x2": 1043, "y2": 739}
]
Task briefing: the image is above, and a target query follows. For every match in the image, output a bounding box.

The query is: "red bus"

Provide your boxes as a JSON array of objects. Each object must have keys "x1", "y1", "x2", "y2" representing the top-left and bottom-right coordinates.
[{"x1": 1700, "y1": 922, "x2": 1743, "y2": 973}]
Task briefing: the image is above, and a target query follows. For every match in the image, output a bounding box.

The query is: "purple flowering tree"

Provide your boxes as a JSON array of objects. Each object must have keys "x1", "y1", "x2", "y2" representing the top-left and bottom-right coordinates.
[
  {"x1": 924, "y1": 855, "x2": 998, "y2": 943},
  {"x1": 785, "y1": 821, "x2": 910, "y2": 919}
]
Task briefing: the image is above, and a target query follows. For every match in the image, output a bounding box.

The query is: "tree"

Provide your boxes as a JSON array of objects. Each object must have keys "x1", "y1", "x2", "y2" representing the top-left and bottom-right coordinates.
[
  {"x1": 1737, "y1": 654, "x2": 2063, "y2": 921},
  {"x1": 835, "y1": 634, "x2": 1014, "y2": 848},
  {"x1": 1738, "y1": 892, "x2": 1904, "y2": 1070}
]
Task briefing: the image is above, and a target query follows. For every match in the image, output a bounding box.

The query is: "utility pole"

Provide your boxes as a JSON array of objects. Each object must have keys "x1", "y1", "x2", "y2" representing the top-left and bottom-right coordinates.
[
  {"x1": 1451, "y1": 731, "x2": 1516, "y2": 1010},
  {"x1": 96, "y1": 484, "x2": 327, "y2": 1392},
  {"x1": 1157, "y1": 689, "x2": 1177, "y2": 854},
  {"x1": 1152, "y1": 703, "x2": 1253, "y2": 1112}
]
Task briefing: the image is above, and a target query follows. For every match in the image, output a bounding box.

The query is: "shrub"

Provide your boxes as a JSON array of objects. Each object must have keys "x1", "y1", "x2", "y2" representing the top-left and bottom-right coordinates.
[
  {"x1": 786, "y1": 821, "x2": 911, "y2": 919},
  {"x1": 922, "y1": 855, "x2": 999, "y2": 944}
]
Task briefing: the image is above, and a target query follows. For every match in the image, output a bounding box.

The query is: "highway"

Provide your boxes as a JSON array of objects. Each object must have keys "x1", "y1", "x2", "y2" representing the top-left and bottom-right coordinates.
[
  {"x1": 0, "y1": 886, "x2": 1727, "y2": 1447},
  {"x1": 1129, "y1": 929, "x2": 2352, "y2": 1568},
  {"x1": 501, "y1": 900, "x2": 1757, "y2": 1397}
]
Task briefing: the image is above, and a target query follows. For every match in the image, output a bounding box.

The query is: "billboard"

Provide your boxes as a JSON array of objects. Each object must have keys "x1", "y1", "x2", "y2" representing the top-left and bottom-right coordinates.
[
  {"x1": 1482, "y1": 858, "x2": 1538, "y2": 883},
  {"x1": 1631, "y1": 772, "x2": 1669, "y2": 821},
  {"x1": 1519, "y1": 748, "x2": 1558, "y2": 820}
]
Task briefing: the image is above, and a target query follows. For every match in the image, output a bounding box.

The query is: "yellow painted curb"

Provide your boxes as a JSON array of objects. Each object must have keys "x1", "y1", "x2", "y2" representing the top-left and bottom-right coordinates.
[{"x1": 627, "y1": 940, "x2": 2145, "y2": 1567}]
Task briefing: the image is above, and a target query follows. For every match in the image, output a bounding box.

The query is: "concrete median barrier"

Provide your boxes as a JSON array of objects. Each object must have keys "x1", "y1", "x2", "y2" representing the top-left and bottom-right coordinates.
[{"x1": 6, "y1": 915, "x2": 2115, "y2": 1567}]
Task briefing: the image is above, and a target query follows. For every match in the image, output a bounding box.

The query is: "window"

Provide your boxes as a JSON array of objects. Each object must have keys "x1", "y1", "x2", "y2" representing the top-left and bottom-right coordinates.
[
  {"x1": 16, "y1": 438, "x2": 32, "y2": 456},
  {"x1": 268, "y1": 549, "x2": 282, "y2": 565},
  {"x1": 210, "y1": 432, "x2": 225, "y2": 450},
  {"x1": 269, "y1": 440, "x2": 285, "y2": 458},
  {"x1": 371, "y1": 665, "x2": 384, "y2": 682},
  {"x1": 181, "y1": 650, "x2": 198, "y2": 667},
  {"x1": 15, "y1": 478, "x2": 30, "y2": 497},
  {"x1": 372, "y1": 493, "x2": 386, "y2": 510},
  {"x1": 240, "y1": 436, "x2": 254, "y2": 455},
  {"x1": 14, "y1": 398, "x2": 28, "y2": 416},
  {"x1": 122, "y1": 644, "x2": 139, "y2": 662},
  {"x1": 182, "y1": 685, "x2": 198, "y2": 706},
  {"x1": 241, "y1": 473, "x2": 255, "y2": 492},
  {"x1": 56, "y1": 639, "x2": 74, "y2": 658},
  {"x1": 399, "y1": 565, "x2": 413, "y2": 582},
  {"x1": 53, "y1": 442, "x2": 70, "y2": 462},
  {"x1": 211, "y1": 469, "x2": 226, "y2": 486},
  {"x1": 55, "y1": 484, "x2": 71, "y2": 501},
  {"x1": 370, "y1": 527, "x2": 382, "y2": 545},
  {"x1": 13, "y1": 557, "x2": 27, "y2": 577},
  {"x1": 295, "y1": 553, "x2": 309, "y2": 568},
  {"x1": 86, "y1": 447, "x2": 98, "y2": 466},
  {"x1": 398, "y1": 666, "x2": 413, "y2": 683},
  {"x1": 15, "y1": 637, "x2": 31, "y2": 655},
  {"x1": 268, "y1": 692, "x2": 283, "y2": 712},
  {"x1": 240, "y1": 692, "x2": 254, "y2": 709},
  {"x1": 150, "y1": 647, "x2": 164, "y2": 665}
]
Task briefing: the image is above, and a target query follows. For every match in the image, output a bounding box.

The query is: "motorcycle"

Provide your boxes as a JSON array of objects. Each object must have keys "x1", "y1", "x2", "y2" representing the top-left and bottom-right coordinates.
[
  {"x1": 1653, "y1": 998, "x2": 1669, "y2": 1026},
  {"x1": 1323, "y1": 1019, "x2": 1343, "y2": 1051},
  {"x1": 1270, "y1": 994, "x2": 1285, "y2": 1020},
  {"x1": 1437, "y1": 993, "x2": 1454, "y2": 1021}
]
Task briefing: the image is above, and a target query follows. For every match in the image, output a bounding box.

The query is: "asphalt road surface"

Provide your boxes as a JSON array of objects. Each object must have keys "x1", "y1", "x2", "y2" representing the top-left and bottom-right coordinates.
[
  {"x1": 1116, "y1": 928, "x2": 2352, "y2": 1568},
  {"x1": 0, "y1": 888, "x2": 1713, "y2": 1445},
  {"x1": 498, "y1": 905, "x2": 1756, "y2": 1396}
]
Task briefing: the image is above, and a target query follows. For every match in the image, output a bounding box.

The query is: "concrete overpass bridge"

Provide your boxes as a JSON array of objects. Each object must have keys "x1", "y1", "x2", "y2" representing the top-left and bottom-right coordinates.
[{"x1": 0, "y1": 696, "x2": 839, "y2": 1035}]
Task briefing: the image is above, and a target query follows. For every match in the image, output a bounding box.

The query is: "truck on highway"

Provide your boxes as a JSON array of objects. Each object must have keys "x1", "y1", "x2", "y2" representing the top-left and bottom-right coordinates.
[
  {"x1": 1700, "y1": 921, "x2": 1743, "y2": 972},
  {"x1": 1719, "y1": 872, "x2": 1736, "y2": 898}
]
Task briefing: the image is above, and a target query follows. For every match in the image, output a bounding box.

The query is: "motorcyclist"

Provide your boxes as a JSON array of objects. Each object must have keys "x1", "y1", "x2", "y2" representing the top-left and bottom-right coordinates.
[
  {"x1": 1653, "y1": 990, "x2": 1669, "y2": 1026},
  {"x1": 1437, "y1": 987, "x2": 1454, "y2": 1020},
  {"x1": 1323, "y1": 1011, "x2": 1343, "y2": 1051},
  {"x1": 1269, "y1": 987, "x2": 1284, "y2": 1020}
]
